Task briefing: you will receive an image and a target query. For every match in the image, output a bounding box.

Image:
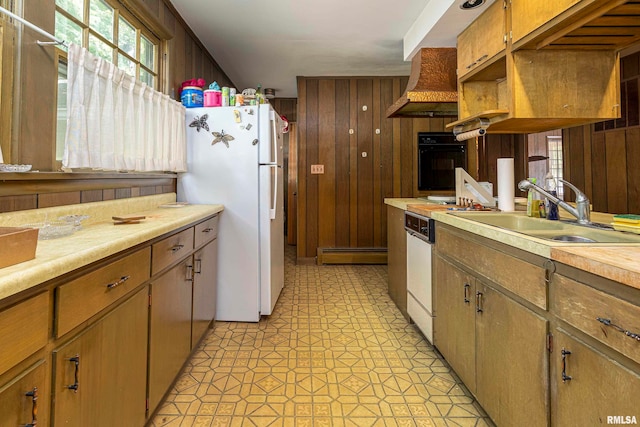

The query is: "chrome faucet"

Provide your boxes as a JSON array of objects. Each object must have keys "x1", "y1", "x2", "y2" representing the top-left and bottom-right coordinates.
[{"x1": 517, "y1": 179, "x2": 591, "y2": 224}]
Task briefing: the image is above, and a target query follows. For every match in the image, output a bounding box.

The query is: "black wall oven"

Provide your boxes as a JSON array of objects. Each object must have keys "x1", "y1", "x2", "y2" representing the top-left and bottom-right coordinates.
[{"x1": 417, "y1": 132, "x2": 467, "y2": 191}]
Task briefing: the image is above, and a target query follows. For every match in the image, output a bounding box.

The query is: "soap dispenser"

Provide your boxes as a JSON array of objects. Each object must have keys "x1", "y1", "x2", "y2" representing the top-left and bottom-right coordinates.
[{"x1": 544, "y1": 172, "x2": 559, "y2": 220}]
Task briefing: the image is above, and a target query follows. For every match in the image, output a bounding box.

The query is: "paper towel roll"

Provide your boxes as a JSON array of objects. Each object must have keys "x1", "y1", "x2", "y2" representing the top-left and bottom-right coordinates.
[{"x1": 497, "y1": 158, "x2": 515, "y2": 212}]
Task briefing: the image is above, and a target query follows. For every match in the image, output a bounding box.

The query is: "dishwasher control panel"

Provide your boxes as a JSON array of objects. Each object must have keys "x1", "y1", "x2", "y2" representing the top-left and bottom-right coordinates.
[{"x1": 405, "y1": 212, "x2": 435, "y2": 243}]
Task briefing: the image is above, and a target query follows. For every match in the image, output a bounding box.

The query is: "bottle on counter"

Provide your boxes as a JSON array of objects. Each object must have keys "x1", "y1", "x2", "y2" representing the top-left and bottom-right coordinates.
[
  {"x1": 526, "y1": 178, "x2": 539, "y2": 217},
  {"x1": 256, "y1": 84, "x2": 264, "y2": 104},
  {"x1": 544, "y1": 171, "x2": 559, "y2": 220}
]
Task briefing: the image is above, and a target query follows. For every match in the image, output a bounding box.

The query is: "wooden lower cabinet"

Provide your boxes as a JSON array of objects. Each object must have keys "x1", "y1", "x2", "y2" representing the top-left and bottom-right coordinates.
[
  {"x1": 433, "y1": 255, "x2": 476, "y2": 393},
  {"x1": 550, "y1": 328, "x2": 640, "y2": 426},
  {"x1": 475, "y1": 281, "x2": 548, "y2": 427},
  {"x1": 51, "y1": 287, "x2": 148, "y2": 426},
  {"x1": 148, "y1": 258, "x2": 194, "y2": 412},
  {"x1": 0, "y1": 359, "x2": 47, "y2": 427},
  {"x1": 387, "y1": 205, "x2": 408, "y2": 319},
  {"x1": 192, "y1": 239, "x2": 218, "y2": 348}
]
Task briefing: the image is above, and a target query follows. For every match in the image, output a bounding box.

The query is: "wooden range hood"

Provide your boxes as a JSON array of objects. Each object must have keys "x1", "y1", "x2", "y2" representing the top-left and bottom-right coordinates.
[{"x1": 386, "y1": 48, "x2": 458, "y2": 118}]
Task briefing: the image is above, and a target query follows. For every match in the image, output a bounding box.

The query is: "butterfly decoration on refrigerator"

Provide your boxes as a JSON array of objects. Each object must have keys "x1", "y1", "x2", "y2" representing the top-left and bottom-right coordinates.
[
  {"x1": 189, "y1": 114, "x2": 209, "y2": 132},
  {"x1": 211, "y1": 130, "x2": 235, "y2": 148}
]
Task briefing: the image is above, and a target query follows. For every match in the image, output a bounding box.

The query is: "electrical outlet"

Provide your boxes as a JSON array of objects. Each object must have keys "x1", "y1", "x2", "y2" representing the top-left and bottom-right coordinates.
[{"x1": 311, "y1": 164, "x2": 324, "y2": 174}]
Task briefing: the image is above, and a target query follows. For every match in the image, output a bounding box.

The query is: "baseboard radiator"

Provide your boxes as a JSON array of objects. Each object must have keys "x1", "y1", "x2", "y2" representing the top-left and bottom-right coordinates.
[{"x1": 316, "y1": 247, "x2": 387, "y2": 265}]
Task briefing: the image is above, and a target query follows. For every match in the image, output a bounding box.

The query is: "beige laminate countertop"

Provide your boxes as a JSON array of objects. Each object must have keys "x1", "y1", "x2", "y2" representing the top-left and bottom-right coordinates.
[
  {"x1": 551, "y1": 246, "x2": 640, "y2": 290},
  {"x1": 431, "y1": 210, "x2": 640, "y2": 290},
  {"x1": 0, "y1": 194, "x2": 223, "y2": 301},
  {"x1": 384, "y1": 198, "x2": 433, "y2": 210}
]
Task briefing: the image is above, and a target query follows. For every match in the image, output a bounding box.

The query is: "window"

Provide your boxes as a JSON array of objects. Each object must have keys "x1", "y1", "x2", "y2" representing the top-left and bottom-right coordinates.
[
  {"x1": 54, "y1": 0, "x2": 160, "y2": 162},
  {"x1": 547, "y1": 136, "x2": 564, "y2": 198}
]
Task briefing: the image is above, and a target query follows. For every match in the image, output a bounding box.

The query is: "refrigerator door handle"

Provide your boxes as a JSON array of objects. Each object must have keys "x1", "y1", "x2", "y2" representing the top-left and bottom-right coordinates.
[
  {"x1": 269, "y1": 164, "x2": 278, "y2": 219},
  {"x1": 271, "y1": 117, "x2": 278, "y2": 165}
]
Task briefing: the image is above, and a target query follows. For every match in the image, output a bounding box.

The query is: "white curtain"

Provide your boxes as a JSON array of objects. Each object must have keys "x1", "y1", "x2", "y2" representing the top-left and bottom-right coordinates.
[{"x1": 63, "y1": 43, "x2": 186, "y2": 172}]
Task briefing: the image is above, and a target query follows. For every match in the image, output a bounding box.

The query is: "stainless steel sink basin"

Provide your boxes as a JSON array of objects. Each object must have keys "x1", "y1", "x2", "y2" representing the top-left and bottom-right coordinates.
[
  {"x1": 551, "y1": 235, "x2": 596, "y2": 243},
  {"x1": 450, "y1": 212, "x2": 640, "y2": 244},
  {"x1": 450, "y1": 213, "x2": 570, "y2": 231}
]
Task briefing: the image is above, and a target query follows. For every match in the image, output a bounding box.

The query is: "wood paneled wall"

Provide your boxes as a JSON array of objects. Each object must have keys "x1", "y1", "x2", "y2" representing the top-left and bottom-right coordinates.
[
  {"x1": 1, "y1": 0, "x2": 233, "y2": 211},
  {"x1": 270, "y1": 98, "x2": 298, "y2": 123},
  {"x1": 296, "y1": 76, "x2": 459, "y2": 260},
  {"x1": 562, "y1": 51, "x2": 640, "y2": 214},
  {"x1": 477, "y1": 134, "x2": 528, "y2": 198}
]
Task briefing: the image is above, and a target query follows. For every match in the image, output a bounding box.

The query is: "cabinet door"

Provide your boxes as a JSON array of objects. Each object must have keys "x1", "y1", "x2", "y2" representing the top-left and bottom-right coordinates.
[
  {"x1": 148, "y1": 258, "x2": 193, "y2": 412},
  {"x1": 433, "y1": 255, "x2": 476, "y2": 393},
  {"x1": 551, "y1": 328, "x2": 640, "y2": 427},
  {"x1": 0, "y1": 360, "x2": 47, "y2": 427},
  {"x1": 52, "y1": 287, "x2": 148, "y2": 427},
  {"x1": 475, "y1": 282, "x2": 548, "y2": 427},
  {"x1": 192, "y1": 239, "x2": 218, "y2": 348},
  {"x1": 510, "y1": 0, "x2": 583, "y2": 45},
  {"x1": 387, "y1": 206, "x2": 408, "y2": 319},
  {"x1": 457, "y1": 0, "x2": 506, "y2": 79}
]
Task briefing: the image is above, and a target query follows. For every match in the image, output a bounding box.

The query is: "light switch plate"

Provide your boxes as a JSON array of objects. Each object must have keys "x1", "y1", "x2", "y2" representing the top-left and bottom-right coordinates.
[{"x1": 311, "y1": 164, "x2": 324, "y2": 174}]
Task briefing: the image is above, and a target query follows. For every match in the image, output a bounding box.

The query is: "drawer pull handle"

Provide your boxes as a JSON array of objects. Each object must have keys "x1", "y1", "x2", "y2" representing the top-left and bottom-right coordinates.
[
  {"x1": 596, "y1": 317, "x2": 640, "y2": 342},
  {"x1": 475, "y1": 291, "x2": 483, "y2": 313},
  {"x1": 186, "y1": 264, "x2": 194, "y2": 282},
  {"x1": 476, "y1": 54, "x2": 488, "y2": 62},
  {"x1": 195, "y1": 259, "x2": 202, "y2": 274},
  {"x1": 24, "y1": 387, "x2": 38, "y2": 426},
  {"x1": 67, "y1": 355, "x2": 80, "y2": 392},
  {"x1": 171, "y1": 244, "x2": 185, "y2": 253},
  {"x1": 106, "y1": 275, "x2": 130, "y2": 289},
  {"x1": 463, "y1": 283, "x2": 471, "y2": 304},
  {"x1": 202, "y1": 227, "x2": 214, "y2": 233},
  {"x1": 561, "y1": 348, "x2": 572, "y2": 382}
]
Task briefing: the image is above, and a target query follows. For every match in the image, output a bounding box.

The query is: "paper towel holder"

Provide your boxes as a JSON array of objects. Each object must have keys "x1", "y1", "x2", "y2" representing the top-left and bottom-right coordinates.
[{"x1": 453, "y1": 118, "x2": 490, "y2": 141}]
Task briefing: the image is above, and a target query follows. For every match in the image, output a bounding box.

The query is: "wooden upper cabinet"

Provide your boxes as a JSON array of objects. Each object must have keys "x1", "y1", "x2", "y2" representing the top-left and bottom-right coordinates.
[
  {"x1": 510, "y1": 0, "x2": 582, "y2": 46},
  {"x1": 511, "y1": 0, "x2": 640, "y2": 51},
  {"x1": 457, "y1": 0, "x2": 507, "y2": 81}
]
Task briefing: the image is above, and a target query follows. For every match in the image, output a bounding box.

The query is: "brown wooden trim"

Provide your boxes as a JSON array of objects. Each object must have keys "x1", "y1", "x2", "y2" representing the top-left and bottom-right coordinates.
[
  {"x1": 0, "y1": 174, "x2": 176, "y2": 196},
  {"x1": 317, "y1": 248, "x2": 387, "y2": 265}
]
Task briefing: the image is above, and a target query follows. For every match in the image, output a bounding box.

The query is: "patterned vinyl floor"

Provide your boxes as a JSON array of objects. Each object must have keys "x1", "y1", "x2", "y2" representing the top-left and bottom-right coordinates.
[{"x1": 150, "y1": 246, "x2": 493, "y2": 427}]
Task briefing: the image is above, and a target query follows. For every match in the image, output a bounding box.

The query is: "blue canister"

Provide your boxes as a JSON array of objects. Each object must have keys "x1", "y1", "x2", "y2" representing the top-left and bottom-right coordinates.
[{"x1": 181, "y1": 86, "x2": 203, "y2": 108}]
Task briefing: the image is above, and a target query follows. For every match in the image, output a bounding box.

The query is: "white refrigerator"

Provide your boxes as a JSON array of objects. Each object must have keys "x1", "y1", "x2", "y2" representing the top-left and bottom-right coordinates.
[{"x1": 177, "y1": 104, "x2": 285, "y2": 322}]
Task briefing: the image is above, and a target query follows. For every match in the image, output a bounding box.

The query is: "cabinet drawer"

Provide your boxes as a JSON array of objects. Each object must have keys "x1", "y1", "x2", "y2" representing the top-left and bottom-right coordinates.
[
  {"x1": 437, "y1": 226, "x2": 547, "y2": 309},
  {"x1": 152, "y1": 228, "x2": 195, "y2": 275},
  {"x1": 0, "y1": 293, "x2": 49, "y2": 377},
  {"x1": 56, "y1": 248, "x2": 151, "y2": 338},
  {"x1": 194, "y1": 215, "x2": 219, "y2": 248},
  {"x1": 552, "y1": 274, "x2": 640, "y2": 365}
]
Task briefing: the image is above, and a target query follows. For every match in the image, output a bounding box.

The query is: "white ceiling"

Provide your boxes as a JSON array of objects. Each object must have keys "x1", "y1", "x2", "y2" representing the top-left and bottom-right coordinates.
[{"x1": 169, "y1": 0, "x2": 495, "y2": 98}]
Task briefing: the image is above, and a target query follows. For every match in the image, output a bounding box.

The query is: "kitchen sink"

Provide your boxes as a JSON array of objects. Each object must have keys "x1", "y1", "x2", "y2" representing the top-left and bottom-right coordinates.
[
  {"x1": 450, "y1": 212, "x2": 571, "y2": 231},
  {"x1": 450, "y1": 212, "x2": 640, "y2": 244}
]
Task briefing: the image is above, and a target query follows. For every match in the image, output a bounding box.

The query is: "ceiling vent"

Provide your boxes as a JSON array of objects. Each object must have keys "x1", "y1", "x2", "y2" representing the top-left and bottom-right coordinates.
[{"x1": 385, "y1": 48, "x2": 458, "y2": 118}]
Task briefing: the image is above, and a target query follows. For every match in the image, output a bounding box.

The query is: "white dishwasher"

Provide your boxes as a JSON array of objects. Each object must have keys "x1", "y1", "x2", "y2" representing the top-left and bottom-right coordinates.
[{"x1": 405, "y1": 211, "x2": 434, "y2": 343}]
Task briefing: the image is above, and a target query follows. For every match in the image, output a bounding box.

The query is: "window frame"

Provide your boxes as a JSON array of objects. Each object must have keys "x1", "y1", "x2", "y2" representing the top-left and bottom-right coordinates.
[
  {"x1": 54, "y1": 0, "x2": 164, "y2": 166},
  {"x1": 54, "y1": 0, "x2": 160, "y2": 87}
]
